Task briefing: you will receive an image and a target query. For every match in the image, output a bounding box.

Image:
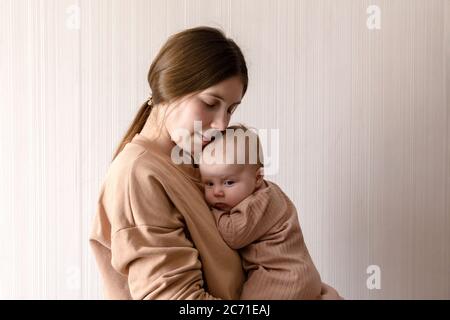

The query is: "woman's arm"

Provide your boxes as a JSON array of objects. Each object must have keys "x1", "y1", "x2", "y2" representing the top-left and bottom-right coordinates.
[
  {"x1": 96, "y1": 162, "x2": 221, "y2": 300},
  {"x1": 111, "y1": 224, "x2": 219, "y2": 300}
]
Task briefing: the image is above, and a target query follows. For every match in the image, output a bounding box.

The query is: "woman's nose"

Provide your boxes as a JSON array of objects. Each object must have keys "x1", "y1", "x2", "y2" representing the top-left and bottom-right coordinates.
[{"x1": 210, "y1": 110, "x2": 229, "y2": 131}]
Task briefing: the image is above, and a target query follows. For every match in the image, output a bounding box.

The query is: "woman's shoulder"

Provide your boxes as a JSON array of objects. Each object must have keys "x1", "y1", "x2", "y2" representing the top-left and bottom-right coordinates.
[
  {"x1": 98, "y1": 139, "x2": 185, "y2": 233},
  {"x1": 105, "y1": 136, "x2": 166, "y2": 185},
  {"x1": 106, "y1": 135, "x2": 202, "y2": 192}
]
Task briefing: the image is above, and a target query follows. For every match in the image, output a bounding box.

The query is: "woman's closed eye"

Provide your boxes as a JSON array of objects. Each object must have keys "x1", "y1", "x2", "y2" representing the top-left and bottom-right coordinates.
[
  {"x1": 203, "y1": 100, "x2": 217, "y2": 108},
  {"x1": 203, "y1": 99, "x2": 237, "y2": 115}
]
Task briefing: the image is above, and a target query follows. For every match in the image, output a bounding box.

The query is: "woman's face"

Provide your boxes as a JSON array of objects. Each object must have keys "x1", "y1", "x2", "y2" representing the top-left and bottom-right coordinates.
[{"x1": 164, "y1": 75, "x2": 244, "y2": 156}]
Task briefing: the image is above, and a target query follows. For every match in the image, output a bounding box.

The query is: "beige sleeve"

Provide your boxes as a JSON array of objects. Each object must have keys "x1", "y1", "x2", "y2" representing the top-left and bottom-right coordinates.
[
  {"x1": 212, "y1": 189, "x2": 272, "y2": 250},
  {"x1": 108, "y1": 165, "x2": 218, "y2": 300}
]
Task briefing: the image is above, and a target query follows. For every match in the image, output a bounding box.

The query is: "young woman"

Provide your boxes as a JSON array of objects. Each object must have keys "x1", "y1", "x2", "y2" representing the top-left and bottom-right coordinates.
[{"x1": 89, "y1": 26, "x2": 342, "y2": 300}]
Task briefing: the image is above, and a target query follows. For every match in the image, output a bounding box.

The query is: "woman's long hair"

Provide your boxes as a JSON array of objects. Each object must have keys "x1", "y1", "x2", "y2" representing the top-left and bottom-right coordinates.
[{"x1": 112, "y1": 26, "x2": 248, "y2": 161}]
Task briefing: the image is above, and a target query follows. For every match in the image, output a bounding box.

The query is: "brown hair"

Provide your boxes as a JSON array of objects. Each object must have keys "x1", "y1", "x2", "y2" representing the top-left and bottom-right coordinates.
[{"x1": 112, "y1": 26, "x2": 248, "y2": 160}]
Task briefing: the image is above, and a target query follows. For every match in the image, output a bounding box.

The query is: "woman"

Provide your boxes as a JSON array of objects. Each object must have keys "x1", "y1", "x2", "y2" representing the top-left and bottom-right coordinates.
[{"x1": 89, "y1": 26, "x2": 342, "y2": 300}]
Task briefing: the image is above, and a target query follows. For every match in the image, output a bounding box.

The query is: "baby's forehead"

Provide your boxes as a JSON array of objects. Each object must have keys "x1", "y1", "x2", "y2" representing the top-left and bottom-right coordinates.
[
  {"x1": 201, "y1": 132, "x2": 262, "y2": 167},
  {"x1": 199, "y1": 163, "x2": 248, "y2": 178}
]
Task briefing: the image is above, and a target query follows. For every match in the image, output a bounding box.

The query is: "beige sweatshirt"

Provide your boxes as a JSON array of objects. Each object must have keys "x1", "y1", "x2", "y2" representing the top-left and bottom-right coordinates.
[
  {"x1": 212, "y1": 181, "x2": 322, "y2": 300},
  {"x1": 89, "y1": 133, "x2": 245, "y2": 299}
]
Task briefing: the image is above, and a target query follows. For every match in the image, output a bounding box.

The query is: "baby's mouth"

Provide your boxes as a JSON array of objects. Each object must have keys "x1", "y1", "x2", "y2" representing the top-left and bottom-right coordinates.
[
  {"x1": 201, "y1": 135, "x2": 210, "y2": 146},
  {"x1": 196, "y1": 132, "x2": 213, "y2": 146},
  {"x1": 213, "y1": 203, "x2": 229, "y2": 210}
]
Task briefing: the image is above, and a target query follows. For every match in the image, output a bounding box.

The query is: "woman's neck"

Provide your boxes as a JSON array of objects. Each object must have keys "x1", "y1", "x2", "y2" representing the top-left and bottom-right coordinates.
[{"x1": 139, "y1": 109, "x2": 176, "y2": 157}]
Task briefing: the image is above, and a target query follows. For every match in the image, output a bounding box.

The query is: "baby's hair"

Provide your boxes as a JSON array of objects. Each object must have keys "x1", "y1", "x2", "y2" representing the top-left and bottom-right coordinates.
[{"x1": 205, "y1": 123, "x2": 264, "y2": 168}]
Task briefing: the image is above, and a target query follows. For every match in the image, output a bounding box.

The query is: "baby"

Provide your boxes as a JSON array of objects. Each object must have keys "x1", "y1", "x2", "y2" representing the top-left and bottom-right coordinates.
[{"x1": 199, "y1": 124, "x2": 322, "y2": 300}]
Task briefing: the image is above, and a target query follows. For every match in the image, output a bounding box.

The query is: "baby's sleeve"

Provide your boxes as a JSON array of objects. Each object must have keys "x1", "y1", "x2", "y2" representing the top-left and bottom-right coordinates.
[{"x1": 212, "y1": 188, "x2": 273, "y2": 249}]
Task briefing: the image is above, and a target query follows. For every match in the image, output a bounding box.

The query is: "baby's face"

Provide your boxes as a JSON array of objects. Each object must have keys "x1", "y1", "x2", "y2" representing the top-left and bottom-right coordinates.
[{"x1": 199, "y1": 163, "x2": 259, "y2": 211}]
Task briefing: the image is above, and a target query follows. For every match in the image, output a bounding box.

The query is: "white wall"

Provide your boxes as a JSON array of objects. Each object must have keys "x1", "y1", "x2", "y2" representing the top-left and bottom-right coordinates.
[{"x1": 0, "y1": 0, "x2": 449, "y2": 299}]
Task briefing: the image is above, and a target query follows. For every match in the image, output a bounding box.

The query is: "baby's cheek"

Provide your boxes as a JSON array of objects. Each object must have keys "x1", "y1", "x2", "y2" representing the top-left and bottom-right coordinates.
[
  {"x1": 233, "y1": 185, "x2": 251, "y2": 203},
  {"x1": 204, "y1": 190, "x2": 213, "y2": 205},
  {"x1": 226, "y1": 188, "x2": 241, "y2": 206}
]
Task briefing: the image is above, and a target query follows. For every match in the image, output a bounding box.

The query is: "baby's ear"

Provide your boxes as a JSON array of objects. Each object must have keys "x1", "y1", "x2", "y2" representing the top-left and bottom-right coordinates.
[{"x1": 255, "y1": 167, "x2": 265, "y2": 187}]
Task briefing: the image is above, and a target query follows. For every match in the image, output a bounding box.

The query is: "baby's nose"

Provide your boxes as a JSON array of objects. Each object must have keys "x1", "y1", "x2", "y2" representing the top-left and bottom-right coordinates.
[{"x1": 213, "y1": 187, "x2": 224, "y2": 197}]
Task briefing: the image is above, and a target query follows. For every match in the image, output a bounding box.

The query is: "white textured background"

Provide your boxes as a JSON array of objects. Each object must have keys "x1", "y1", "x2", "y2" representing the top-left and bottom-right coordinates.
[{"x1": 0, "y1": 0, "x2": 449, "y2": 299}]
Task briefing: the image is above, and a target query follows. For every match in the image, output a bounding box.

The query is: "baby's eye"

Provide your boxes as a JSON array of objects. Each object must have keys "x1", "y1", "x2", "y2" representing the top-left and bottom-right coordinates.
[
  {"x1": 224, "y1": 180, "x2": 235, "y2": 186},
  {"x1": 204, "y1": 182, "x2": 214, "y2": 187}
]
